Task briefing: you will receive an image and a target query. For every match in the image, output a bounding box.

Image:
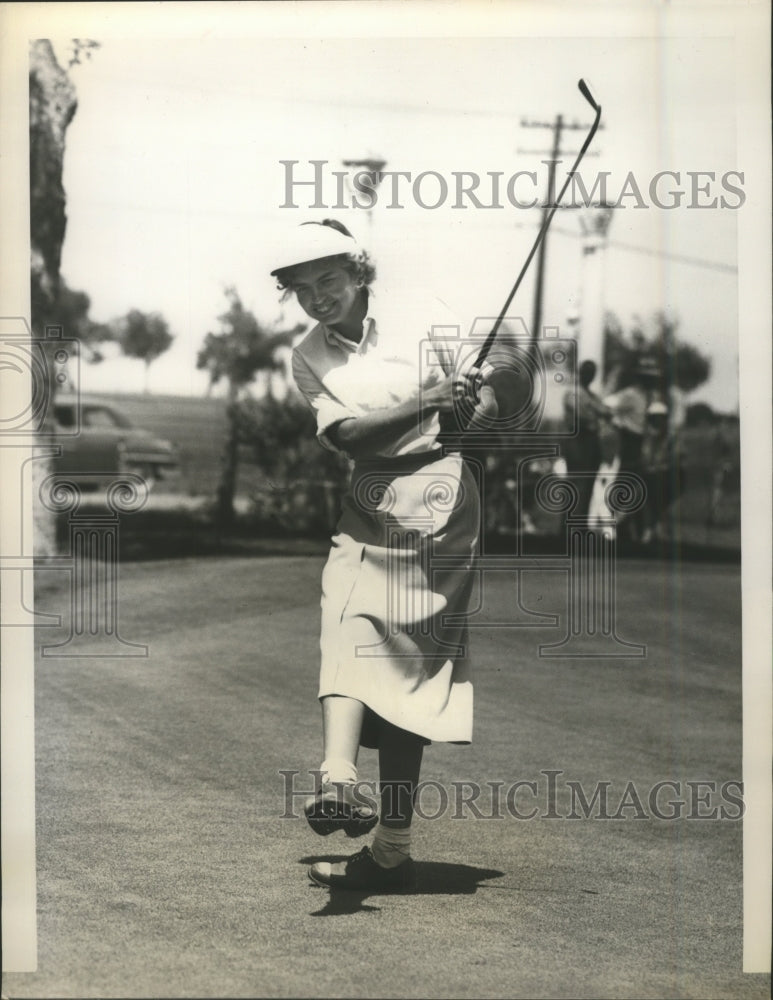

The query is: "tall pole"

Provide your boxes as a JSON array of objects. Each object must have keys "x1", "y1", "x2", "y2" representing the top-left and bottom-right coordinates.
[
  {"x1": 577, "y1": 203, "x2": 615, "y2": 380},
  {"x1": 531, "y1": 115, "x2": 563, "y2": 342},
  {"x1": 519, "y1": 112, "x2": 602, "y2": 343},
  {"x1": 342, "y1": 156, "x2": 386, "y2": 245}
]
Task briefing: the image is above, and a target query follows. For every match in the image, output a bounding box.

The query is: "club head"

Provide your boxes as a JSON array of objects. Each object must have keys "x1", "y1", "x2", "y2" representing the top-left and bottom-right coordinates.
[{"x1": 578, "y1": 78, "x2": 600, "y2": 113}]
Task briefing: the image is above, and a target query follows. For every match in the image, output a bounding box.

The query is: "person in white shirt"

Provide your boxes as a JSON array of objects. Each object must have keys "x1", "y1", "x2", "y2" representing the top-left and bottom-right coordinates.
[
  {"x1": 562, "y1": 359, "x2": 612, "y2": 518},
  {"x1": 272, "y1": 219, "x2": 497, "y2": 892},
  {"x1": 603, "y1": 358, "x2": 661, "y2": 474},
  {"x1": 603, "y1": 358, "x2": 661, "y2": 540}
]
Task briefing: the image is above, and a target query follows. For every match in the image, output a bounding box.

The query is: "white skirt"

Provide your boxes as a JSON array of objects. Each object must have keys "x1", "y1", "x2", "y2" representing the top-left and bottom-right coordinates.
[{"x1": 318, "y1": 450, "x2": 480, "y2": 747}]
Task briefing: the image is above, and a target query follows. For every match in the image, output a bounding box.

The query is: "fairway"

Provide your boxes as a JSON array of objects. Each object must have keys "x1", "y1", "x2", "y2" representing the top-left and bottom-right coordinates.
[{"x1": 3, "y1": 555, "x2": 765, "y2": 999}]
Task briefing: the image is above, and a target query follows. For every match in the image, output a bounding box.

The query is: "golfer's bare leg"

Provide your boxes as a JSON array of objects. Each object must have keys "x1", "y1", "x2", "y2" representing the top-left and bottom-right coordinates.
[
  {"x1": 306, "y1": 696, "x2": 375, "y2": 836},
  {"x1": 321, "y1": 695, "x2": 366, "y2": 777}
]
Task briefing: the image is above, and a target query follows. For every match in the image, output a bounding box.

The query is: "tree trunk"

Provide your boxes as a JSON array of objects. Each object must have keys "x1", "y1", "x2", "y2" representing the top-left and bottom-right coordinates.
[
  {"x1": 29, "y1": 40, "x2": 78, "y2": 556},
  {"x1": 215, "y1": 387, "x2": 239, "y2": 532}
]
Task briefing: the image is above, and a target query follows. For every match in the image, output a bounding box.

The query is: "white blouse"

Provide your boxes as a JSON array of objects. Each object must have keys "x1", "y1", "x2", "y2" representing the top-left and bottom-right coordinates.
[{"x1": 291, "y1": 287, "x2": 460, "y2": 458}]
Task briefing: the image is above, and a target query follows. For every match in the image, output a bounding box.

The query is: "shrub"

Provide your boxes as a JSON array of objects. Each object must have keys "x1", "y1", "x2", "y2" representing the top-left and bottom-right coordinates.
[{"x1": 234, "y1": 394, "x2": 350, "y2": 536}]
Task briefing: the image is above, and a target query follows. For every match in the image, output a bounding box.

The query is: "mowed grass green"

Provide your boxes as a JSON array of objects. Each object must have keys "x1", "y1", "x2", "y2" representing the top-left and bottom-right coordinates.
[{"x1": 4, "y1": 556, "x2": 765, "y2": 999}]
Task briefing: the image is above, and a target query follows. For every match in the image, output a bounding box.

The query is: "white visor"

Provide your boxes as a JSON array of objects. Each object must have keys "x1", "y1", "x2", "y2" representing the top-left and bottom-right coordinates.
[{"x1": 270, "y1": 224, "x2": 360, "y2": 276}]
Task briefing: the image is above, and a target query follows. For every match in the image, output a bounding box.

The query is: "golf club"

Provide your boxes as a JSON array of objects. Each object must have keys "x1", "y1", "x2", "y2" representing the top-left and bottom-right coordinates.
[{"x1": 474, "y1": 78, "x2": 602, "y2": 370}]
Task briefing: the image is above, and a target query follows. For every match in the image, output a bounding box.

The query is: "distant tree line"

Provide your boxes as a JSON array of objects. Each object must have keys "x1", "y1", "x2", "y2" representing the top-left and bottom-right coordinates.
[
  {"x1": 40, "y1": 279, "x2": 175, "y2": 391},
  {"x1": 602, "y1": 310, "x2": 711, "y2": 398}
]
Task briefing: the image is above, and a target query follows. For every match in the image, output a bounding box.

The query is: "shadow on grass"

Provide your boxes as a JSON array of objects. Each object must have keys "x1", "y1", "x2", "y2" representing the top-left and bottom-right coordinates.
[
  {"x1": 299, "y1": 855, "x2": 505, "y2": 916},
  {"x1": 54, "y1": 506, "x2": 331, "y2": 562},
  {"x1": 485, "y1": 528, "x2": 740, "y2": 564},
  {"x1": 52, "y1": 502, "x2": 740, "y2": 565}
]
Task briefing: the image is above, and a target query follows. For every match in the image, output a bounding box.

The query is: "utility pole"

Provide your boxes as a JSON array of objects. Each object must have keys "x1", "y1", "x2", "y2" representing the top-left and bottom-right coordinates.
[
  {"x1": 519, "y1": 113, "x2": 601, "y2": 341},
  {"x1": 577, "y1": 203, "x2": 615, "y2": 381},
  {"x1": 342, "y1": 156, "x2": 387, "y2": 241}
]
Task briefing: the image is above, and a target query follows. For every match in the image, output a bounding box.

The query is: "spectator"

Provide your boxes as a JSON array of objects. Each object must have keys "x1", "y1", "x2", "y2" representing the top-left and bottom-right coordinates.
[
  {"x1": 706, "y1": 414, "x2": 739, "y2": 531},
  {"x1": 603, "y1": 357, "x2": 661, "y2": 540},
  {"x1": 603, "y1": 357, "x2": 661, "y2": 474},
  {"x1": 640, "y1": 400, "x2": 684, "y2": 543},
  {"x1": 562, "y1": 359, "x2": 612, "y2": 518}
]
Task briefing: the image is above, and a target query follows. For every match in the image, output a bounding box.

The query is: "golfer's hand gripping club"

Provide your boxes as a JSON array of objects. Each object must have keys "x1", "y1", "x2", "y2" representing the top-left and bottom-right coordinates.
[{"x1": 451, "y1": 357, "x2": 498, "y2": 432}]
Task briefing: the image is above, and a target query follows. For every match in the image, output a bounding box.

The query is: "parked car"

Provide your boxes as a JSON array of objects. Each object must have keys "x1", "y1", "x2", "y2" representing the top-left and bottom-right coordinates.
[{"x1": 52, "y1": 396, "x2": 179, "y2": 491}]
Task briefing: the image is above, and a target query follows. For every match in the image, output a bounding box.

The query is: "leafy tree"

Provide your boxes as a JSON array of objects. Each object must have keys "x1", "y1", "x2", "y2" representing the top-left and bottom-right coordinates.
[
  {"x1": 684, "y1": 402, "x2": 717, "y2": 428},
  {"x1": 116, "y1": 309, "x2": 174, "y2": 392},
  {"x1": 29, "y1": 39, "x2": 79, "y2": 555},
  {"x1": 197, "y1": 288, "x2": 301, "y2": 396},
  {"x1": 66, "y1": 39, "x2": 101, "y2": 68},
  {"x1": 37, "y1": 279, "x2": 115, "y2": 372},
  {"x1": 603, "y1": 310, "x2": 711, "y2": 397},
  {"x1": 196, "y1": 287, "x2": 305, "y2": 528}
]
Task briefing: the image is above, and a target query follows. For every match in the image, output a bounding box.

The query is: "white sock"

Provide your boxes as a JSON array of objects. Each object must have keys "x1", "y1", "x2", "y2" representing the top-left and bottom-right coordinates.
[
  {"x1": 320, "y1": 757, "x2": 357, "y2": 786},
  {"x1": 371, "y1": 823, "x2": 412, "y2": 869}
]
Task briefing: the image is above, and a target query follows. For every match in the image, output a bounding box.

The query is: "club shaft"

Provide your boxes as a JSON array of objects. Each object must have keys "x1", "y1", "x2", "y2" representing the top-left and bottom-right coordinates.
[{"x1": 475, "y1": 97, "x2": 602, "y2": 368}]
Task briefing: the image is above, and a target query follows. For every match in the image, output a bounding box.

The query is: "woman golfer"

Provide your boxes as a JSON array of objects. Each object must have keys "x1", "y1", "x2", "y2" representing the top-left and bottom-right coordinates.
[{"x1": 272, "y1": 220, "x2": 497, "y2": 892}]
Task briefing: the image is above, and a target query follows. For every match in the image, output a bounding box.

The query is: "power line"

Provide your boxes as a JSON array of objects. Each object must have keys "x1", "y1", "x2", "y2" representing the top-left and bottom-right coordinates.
[
  {"x1": 65, "y1": 194, "x2": 738, "y2": 274},
  {"x1": 606, "y1": 236, "x2": 738, "y2": 274},
  {"x1": 544, "y1": 221, "x2": 738, "y2": 274},
  {"x1": 79, "y1": 69, "x2": 543, "y2": 121}
]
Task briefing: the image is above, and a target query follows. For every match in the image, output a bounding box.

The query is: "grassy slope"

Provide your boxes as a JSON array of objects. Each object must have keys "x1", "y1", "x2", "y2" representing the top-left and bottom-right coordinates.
[{"x1": 4, "y1": 556, "x2": 765, "y2": 999}]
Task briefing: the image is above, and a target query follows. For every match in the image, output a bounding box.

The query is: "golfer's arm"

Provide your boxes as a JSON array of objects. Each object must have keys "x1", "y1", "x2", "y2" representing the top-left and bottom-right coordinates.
[
  {"x1": 329, "y1": 381, "x2": 498, "y2": 458},
  {"x1": 328, "y1": 393, "x2": 440, "y2": 459}
]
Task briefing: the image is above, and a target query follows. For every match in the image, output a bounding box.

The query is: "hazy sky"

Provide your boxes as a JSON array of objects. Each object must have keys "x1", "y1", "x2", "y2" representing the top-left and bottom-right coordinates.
[{"x1": 49, "y1": 14, "x2": 745, "y2": 409}]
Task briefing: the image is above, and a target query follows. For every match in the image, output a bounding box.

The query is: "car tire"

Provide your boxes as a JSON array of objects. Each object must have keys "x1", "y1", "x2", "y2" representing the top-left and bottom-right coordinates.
[{"x1": 122, "y1": 463, "x2": 157, "y2": 493}]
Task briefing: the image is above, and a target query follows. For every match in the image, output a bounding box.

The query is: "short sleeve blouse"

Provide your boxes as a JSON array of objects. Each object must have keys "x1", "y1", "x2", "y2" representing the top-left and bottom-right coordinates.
[{"x1": 291, "y1": 287, "x2": 460, "y2": 458}]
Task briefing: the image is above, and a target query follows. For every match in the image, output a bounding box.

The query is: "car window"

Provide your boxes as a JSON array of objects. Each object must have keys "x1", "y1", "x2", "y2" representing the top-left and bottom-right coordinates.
[
  {"x1": 54, "y1": 405, "x2": 75, "y2": 428},
  {"x1": 82, "y1": 406, "x2": 130, "y2": 429}
]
